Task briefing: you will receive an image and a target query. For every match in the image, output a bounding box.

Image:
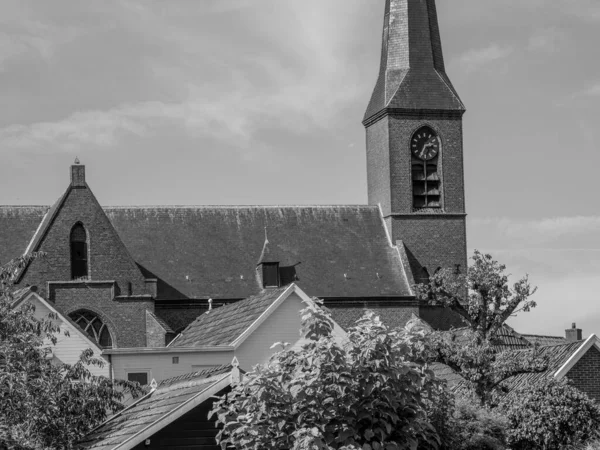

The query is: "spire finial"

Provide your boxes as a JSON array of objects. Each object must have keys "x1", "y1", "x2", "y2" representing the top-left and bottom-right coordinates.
[{"x1": 74, "y1": 157, "x2": 80, "y2": 165}]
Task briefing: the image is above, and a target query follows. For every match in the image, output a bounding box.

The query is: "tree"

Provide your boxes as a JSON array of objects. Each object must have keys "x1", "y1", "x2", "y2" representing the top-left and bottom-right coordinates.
[
  {"x1": 211, "y1": 301, "x2": 443, "y2": 450},
  {"x1": 415, "y1": 250, "x2": 537, "y2": 340},
  {"x1": 0, "y1": 255, "x2": 145, "y2": 450},
  {"x1": 414, "y1": 251, "x2": 546, "y2": 405}
]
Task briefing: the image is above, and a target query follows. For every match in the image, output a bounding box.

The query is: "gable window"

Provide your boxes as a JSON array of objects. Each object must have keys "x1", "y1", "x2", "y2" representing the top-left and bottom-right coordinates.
[
  {"x1": 69, "y1": 310, "x2": 113, "y2": 348},
  {"x1": 70, "y1": 223, "x2": 88, "y2": 280},
  {"x1": 411, "y1": 126, "x2": 442, "y2": 210},
  {"x1": 262, "y1": 263, "x2": 280, "y2": 288}
]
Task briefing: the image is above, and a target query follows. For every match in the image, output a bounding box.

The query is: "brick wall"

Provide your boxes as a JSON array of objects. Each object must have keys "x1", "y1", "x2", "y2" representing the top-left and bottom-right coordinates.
[
  {"x1": 366, "y1": 112, "x2": 467, "y2": 277},
  {"x1": 567, "y1": 346, "x2": 600, "y2": 402},
  {"x1": 17, "y1": 178, "x2": 155, "y2": 348},
  {"x1": 53, "y1": 284, "x2": 152, "y2": 348},
  {"x1": 146, "y1": 311, "x2": 167, "y2": 348}
]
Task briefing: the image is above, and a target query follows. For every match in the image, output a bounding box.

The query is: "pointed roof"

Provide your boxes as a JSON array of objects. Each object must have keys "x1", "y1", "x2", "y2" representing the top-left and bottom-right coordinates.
[
  {"x1": 364, "y1": 0, "x2": 465, "y2": 124},
  {"x1": 77, "y1": 364, "x2": 238, "y2": 450},
  {"x1": 170, "y1": 284, "x2": 297, "y2": 348}
]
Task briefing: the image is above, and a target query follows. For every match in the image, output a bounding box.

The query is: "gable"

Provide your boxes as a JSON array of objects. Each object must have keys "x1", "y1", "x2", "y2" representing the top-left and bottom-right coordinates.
[
  {"x1": 17, "y1": 293, "x2": 109, "y2": 377},
  {"x1": 566, "y1": 345, "x2": 600, "y2": 402},
  {"x1": 16, "y1": 183, "x2": 149, "y2": 298}
]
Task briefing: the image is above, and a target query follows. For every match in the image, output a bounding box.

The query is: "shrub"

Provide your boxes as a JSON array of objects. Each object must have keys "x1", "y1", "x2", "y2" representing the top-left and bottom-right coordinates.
[{"x1": 500, "y1": 378, "x2": 600, "y2": 450}]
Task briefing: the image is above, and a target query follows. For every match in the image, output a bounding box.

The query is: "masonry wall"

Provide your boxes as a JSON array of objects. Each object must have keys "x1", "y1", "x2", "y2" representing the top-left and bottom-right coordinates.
[
  {"x1": 51, "y1": 284, "x2": 152, "y2": 348},
  {"x1": 567, "y1": 346, "x2": 600, "y2": 402},
  {"x1": 366, "y1": 112, "x2": 467, "y2": 280}
]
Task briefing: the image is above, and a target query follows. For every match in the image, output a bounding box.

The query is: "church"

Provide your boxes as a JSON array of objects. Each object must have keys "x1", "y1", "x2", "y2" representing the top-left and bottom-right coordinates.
[{"x1": 0, "y1": 0, "x2": 467, "y2": 354}]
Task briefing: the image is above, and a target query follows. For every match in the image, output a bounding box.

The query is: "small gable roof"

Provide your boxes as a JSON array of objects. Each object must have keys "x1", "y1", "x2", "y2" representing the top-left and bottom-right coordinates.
[
  {"x1": 77, "y1": 364, "x2": 237, "y2": 450},
  {"x1": 171, "y1": 284, "x2": 300, "y2": 348}
]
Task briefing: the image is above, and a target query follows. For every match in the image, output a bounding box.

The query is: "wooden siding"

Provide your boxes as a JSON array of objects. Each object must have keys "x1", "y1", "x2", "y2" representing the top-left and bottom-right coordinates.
[
  {"x1": 234, "y1": 290, "x2": 305, "y2": 370},
  {"x1": 130, "y1": 390, "x2": 226, "y2": 450},
  {"x1": 111, "y1": 351, "x2": 233, "y2": 384},
  {"x1": 27, "y1": 296, "x2": 109, "y2": 377}
]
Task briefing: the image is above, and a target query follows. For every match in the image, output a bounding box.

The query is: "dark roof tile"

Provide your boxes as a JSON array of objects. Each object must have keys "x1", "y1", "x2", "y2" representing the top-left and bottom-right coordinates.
[{"x1": 172, "y1": 287, "x2": 288, "y2": 347}]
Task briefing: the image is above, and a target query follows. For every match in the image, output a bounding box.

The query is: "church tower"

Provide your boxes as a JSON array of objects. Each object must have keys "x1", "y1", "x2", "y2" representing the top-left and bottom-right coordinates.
[{"x1": 364, "y1": 0, "x2": 467, "y2": 282}]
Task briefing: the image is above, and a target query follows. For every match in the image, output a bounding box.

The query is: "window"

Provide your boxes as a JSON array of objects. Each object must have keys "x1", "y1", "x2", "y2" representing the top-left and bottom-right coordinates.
[
  {"x1": 411, "y1": 126, "x2": 442, "y2": 210},
  {"x1": 69, "y1": 310, "x2": 113, "y2": 348},
  {"x1": 262, "y1": 263, "x2": 280, "y2": 288},
  {"x1": 70, "y1": 223, "x2": 88, "y2": 279},
  {"x1": 127, "y1": 372, "x2": 149, "y2": 386}
]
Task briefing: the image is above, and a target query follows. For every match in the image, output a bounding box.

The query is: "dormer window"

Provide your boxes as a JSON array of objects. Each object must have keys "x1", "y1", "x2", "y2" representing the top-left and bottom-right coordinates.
[
  {"x1": 70, "y1": 223, "x2": 88, "y2": 280},
  {"x1": 262, "y1": 262, "x2": 280, "y2": 288}
]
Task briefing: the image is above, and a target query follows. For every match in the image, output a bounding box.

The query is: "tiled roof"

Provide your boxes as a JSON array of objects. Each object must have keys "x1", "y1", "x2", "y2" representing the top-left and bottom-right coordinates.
[
  {"x1": 0, "y1": 206, "x2": 47, "y2": 265},
  {"x1": 172, "y1": 287, "x2": 288, "y2": 348},
  {"x1": 1, "y1": 205, "x2": 411, "y2": 300},
  {"x1": 77, "y1": 365, "x2": 233, "y2": 450},
  {"x1": 522, "y1": 334, "x2": 566, "y2": 347},
  {"x1": 501, "y1": 341, "x2": 583, "y2": 394}
]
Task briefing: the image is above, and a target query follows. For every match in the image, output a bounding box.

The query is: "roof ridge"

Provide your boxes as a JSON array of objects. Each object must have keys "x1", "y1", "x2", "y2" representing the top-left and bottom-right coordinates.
[
  {"x1": 103, "y1": 204, "x2": 375, "y2": 209},
  {"x1": 157, "y1": 364, "x2": 232, "y2": 388}
]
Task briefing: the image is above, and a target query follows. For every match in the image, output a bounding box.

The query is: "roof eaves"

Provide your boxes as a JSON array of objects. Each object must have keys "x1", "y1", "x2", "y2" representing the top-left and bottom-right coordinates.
[{"x1": 554, "y1": 334, "x2": 599, "y2": 380}]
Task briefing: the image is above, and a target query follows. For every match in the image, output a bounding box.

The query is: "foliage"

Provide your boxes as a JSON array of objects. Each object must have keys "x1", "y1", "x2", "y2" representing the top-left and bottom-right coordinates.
[
  {"x1": 211, "y1": 301, "x2": 443, "y2": 450},
  {"x1": 414, "y1": 250, "x2": 537, "y2": 340},
  {"x1": 0, "y1": 255, "x2": 146, "y2": 450},
  {"x1": 500, "y1": 378, "x2": 600, "y2": 450},
  {"x1": 422, "y1": 328, "x2": 547, "y2": 405},
  {"x1": 450, "y1": 394, "x2": 507, "y2": 450},
  {"x1": 414, "y1": 250, "x2": 546, "y2": 405}
]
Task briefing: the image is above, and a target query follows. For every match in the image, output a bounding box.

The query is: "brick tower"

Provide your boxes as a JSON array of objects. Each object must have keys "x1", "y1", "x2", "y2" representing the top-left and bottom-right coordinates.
[{"x1": 364, "y1": 0, "x2": 467, "y2": 282}]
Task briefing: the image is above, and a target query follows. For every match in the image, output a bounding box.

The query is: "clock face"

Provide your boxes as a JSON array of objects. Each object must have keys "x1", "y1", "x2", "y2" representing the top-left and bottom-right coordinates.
[{"x1": 411, "y1": 129, "x2": 440, "y2": 161}]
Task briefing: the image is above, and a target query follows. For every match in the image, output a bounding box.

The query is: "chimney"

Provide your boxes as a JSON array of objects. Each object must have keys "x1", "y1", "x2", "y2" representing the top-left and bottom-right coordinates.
[
  {"x1": 71, "y1": 158, "x2": 86, "y2": 187},
  {"x1": 565, "y1": 323, "x2": 583, "y2": 342}
]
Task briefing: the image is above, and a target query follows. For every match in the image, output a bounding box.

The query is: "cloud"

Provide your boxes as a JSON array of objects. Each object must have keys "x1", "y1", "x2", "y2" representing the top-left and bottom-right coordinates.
[
  {"x1": 0, "y1": 0, "x2": 369, "y2": 154},
  {"x1": 455, "y1": 44, "x2": 514, "y2": 73},
  {"x1": 527, "y1": 28, "x2": 567, "y2": 53},
  {"x1": 583, "y1": 84, "x2": 600, "y2": 97}
]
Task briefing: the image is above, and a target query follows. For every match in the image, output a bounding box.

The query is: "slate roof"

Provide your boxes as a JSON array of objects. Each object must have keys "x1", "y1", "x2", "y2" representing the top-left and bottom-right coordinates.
[
  {"x1": 77, "y1": 365, "x2": 233, "y2": 450},
  {"x1": 172, "y1": 287, "x2": 288, "y2": 348},
  {"x1": 364, "y1": 0, "x2": 464, "y2": 123},
  {"x1": 0, "y1": 205, "x2": 411, "y2": 300}
]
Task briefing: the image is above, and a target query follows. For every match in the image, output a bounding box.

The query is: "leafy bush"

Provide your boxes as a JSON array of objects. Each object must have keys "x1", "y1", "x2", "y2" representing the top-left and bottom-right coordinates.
[
  {"x1": 500, "y1": 378, "x2": 600, "y2": 450},
  {"x1": 211, "y1": 303, "x2": 443, "y2": 450}
]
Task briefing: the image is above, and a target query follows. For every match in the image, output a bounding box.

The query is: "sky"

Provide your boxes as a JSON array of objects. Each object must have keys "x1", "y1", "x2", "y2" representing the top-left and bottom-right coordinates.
[{"x1": 1, "y1": 0, "x2": 599, "y2": 338}]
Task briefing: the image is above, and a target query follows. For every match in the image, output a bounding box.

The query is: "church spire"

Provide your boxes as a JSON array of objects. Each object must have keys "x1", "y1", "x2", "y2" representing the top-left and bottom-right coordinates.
[{"x1": 364, "y1": 0, "x2": 465, "y2": 125}]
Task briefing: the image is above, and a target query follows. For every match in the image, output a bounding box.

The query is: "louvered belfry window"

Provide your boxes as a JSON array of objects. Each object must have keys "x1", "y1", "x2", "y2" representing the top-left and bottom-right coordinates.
[
  {"x1": 69, "y1": 310, "x2": 113, "y2": 348},
  {"x1": 262, "y1": 263, "x2": 280, "y2": 288},
  {"x1": 70, "y1": 223, "x2": 88, "y2": 280},
  {"x1": 411, "y1": 126, "x2": 442, "y2": 210}
]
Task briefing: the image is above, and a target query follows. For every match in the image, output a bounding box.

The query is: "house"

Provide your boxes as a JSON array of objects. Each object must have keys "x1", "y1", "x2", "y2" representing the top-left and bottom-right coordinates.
[
  {"x1": 76, "y1": 363, "x2": 241, "y2": 450},
  {"x1": 104, "y1": 284, "x2": 347, "y2": 384},
  {"x1": 11, "y1": 287, "x2": 109, "y2": 377},
  {"x1": 0, "y1": 0, "x2": 467, "y2": 353}
]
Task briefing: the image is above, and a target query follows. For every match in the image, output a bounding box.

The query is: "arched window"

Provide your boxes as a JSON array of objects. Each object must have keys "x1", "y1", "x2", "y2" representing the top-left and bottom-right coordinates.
[
  {"x1": 70, "y1": 223, "x2": 88, "y2": 280},
  {"x1": 69, "y1": 310, "x2": 113, "y2": 348},
  {"x1": 411, "y1": 126, "x2": 441, "y2": 210}
]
